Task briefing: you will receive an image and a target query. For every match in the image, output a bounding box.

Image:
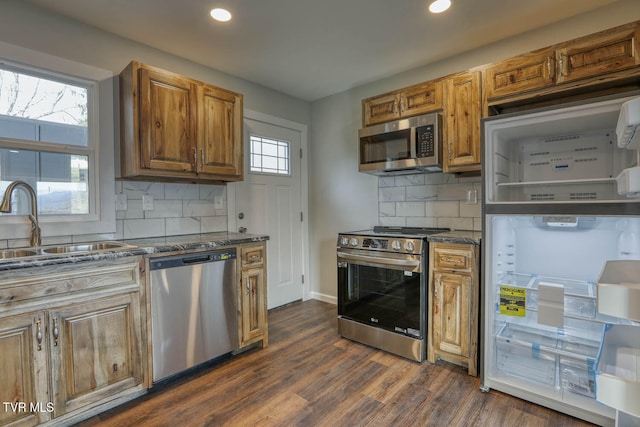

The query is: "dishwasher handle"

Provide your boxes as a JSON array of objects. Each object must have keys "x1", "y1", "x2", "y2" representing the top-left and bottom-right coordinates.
[{"x1": 149, "y1": 249, "x2": 237, "y2": 270}]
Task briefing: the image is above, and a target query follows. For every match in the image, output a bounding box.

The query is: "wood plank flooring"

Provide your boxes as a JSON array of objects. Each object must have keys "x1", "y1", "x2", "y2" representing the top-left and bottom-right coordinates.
[{"x1": 76, "y1": 300, "x2": 594, "y2": 427}]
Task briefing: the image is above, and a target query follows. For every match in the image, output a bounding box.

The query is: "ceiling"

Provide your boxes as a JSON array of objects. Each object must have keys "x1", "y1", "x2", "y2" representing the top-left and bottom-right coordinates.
[{"x1": 26, "y1": 0, "x2": 619, "y2": 101}]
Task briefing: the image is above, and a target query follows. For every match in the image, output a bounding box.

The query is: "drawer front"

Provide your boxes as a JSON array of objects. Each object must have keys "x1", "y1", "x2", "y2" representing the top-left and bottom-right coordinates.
[
  {"x1": 433, "y1": 245, "x2": 473, "y2": 272},
  {"x1": 0, "y1": 260, "x2": 140, "y2": 307},
  {"x1": 241, "y1": 245, "x2": 265, "y2": 268}
]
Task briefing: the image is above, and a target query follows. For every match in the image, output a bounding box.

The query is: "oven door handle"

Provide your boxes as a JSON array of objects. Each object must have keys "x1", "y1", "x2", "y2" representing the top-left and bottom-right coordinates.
[{"x1": 337, "y1": 251, "x2": 422, "y2": 272}]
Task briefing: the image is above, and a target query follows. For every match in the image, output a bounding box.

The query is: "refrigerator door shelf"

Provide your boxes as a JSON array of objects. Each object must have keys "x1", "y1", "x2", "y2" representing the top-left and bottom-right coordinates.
[
  {"x1": 595, "y1": 324, "x2": 640, "y2": 417},
  {"x1": 597, "y1": 260, "x2": 640, "y2": 322}
]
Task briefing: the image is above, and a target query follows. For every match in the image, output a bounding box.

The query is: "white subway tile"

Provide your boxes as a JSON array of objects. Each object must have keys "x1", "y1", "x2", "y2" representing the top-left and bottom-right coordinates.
[
  {"x1": 123, "y1": 218, "x2": 165, "y2": 239},
  {"x1": 406, "y1": 185, "x2": 437, "y2": 201},
  {"x1": 201, "y1": 216, "x2": 228, "y2": 233},
  {"x1": 165, "y1": 183, "x2": 200, "y2": 200},
  {"x1": 396, "y1": 202, "x2": 426, "y2": 217},
  {"x1": 425, "y1": 201, "x2": 459, "y2": 217},
  {"x1": 144, "y1": 200, "x2": 183, "y2": 218},
  {"x1": 379, "y1": 202, "x2": 396, "y2": 217},
  {"x1": 378, "y1": 177, "x2": 395, "y2": 188},
  {"x1": 396, "y1": 174, "x2": 425, "y2": 186},
  {"x1": 406, "y1": 217, "x2": 438, "y2": 228},
  {"x1": 379, "y1": 186, "x2": 405, "y2": 202},
  {"x1": 379, "y1": 216, "x2": 407, "y2": 227},
  {"x1": 122, "y1": 181, "x2": 165, "y2": 200},
  {"x1": 200, "y1": 185, "x2": 226, "y2": 201},
  {"x1": 184, "y1": 200, "x2": 217, "y2": 217},
  {"x1": 437, "y1": 217, "x2": 474, "y2": 231},
  {"x1": 166, "y1": 217, "x2": 201, "y2": 236}
]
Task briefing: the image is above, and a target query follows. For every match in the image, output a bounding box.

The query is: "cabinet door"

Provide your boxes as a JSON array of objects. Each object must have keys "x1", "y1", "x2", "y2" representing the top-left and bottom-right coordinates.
[
  {"x1": 557, "y1": 24, "x2": 640, "y2": 84},
  {"x1": 0, "y1": 312, "x2": 49, "y2": 427},
  {"x1": 362, "y1": 92, "x2": 400, "y2": 126},
  {"x1": 139, "y1": 66, "x2": 197, "y2": 173},
  {"x1": 484, "y1": 49, "x2": 556, "y2": 100},
  {"x1": 50, "y1": 293, "x2": 143, "y2": 417},
  {"x1": 240, "y1": 267, "x2": 267, "y2": 347},
  {"x1": 198, "y1": 84, "x2": 243, "y2": 178},
  {"x1": 444, "y1": 71, "x2": 481, "y2": 172},
  {"x1": 432, "y1": 272, "x2": 470, "y2": 359},
  {"x1": 400, "y1": 80, "x2": 443, "y2": 117}
]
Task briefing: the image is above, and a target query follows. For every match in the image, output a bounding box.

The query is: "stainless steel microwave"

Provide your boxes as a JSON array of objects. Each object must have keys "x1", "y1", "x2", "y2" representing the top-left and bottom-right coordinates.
[{"x1": 358, "y1": 112, "x2": 442, "y2": 176}]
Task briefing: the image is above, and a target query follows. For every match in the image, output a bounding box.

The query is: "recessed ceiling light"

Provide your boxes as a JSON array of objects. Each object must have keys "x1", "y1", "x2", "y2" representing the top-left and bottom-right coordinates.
[
  {"x1": 428, "y1": 0, "x2": 451, "y2": 13},
  {"x1": 210, "y1": 8, "x2": 232, "y2": 22}
]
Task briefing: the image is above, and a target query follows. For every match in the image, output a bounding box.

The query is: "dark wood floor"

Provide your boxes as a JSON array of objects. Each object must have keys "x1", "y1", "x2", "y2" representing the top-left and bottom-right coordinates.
[{"x1": 77, "y1": 300, "x2": 594, "y2": 427}]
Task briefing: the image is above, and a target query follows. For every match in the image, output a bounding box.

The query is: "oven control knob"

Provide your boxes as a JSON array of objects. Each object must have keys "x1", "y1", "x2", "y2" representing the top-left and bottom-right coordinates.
[
  {"x1": 391, "y1": 240, "x2": 402, "y2": 250},
  {"x1": 340, "y1": 237, "x2": 349, "y2": 246},
  {"x1": 404, "y1": 241, "x2": 415, "y2": 252},
  {"x1": 349, "y1": 237, "x2": 359, "y2": 247}
]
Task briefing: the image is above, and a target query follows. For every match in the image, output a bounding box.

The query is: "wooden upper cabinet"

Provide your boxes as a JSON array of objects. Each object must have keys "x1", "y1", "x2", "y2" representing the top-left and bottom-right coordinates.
[
  {"x1": 139, "y1": 67, "x2": 197, "y2": 173},
  {"x1": 484, "y1": 48, "x2": 556, "y2": 100},
  {"x1": 485, "y1": 22, "x2": 640, "y2": 103},
  {"x1": 198, "y1": 84, "x2": 243, "y2": 178},
  {"x1": 120, "y1": 61, "x2": 244, "y2": 182},
  {"x1": 557, "y1": 24, "x2": 640, "y2": 84},
  {"x1": 444, "y1": 71, "x2": 481, "y2": 173},
  {"x1": 362, "y1": 80, "x2": 442, "y2": 126}
]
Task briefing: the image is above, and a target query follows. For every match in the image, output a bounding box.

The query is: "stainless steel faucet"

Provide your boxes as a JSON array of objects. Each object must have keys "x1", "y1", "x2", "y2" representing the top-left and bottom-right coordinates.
[{"x1": 0, "y1": 180, "x2": 41, "y2": 247}]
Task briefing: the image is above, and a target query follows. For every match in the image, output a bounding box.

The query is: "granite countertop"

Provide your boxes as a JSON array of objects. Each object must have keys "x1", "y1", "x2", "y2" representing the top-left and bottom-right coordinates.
[
  {"x1": 427, "y1": 230, "x2": 481, "y2": 245},
  {"x1": 0, "y1": 232, "x2": 269, "y2": 271}
]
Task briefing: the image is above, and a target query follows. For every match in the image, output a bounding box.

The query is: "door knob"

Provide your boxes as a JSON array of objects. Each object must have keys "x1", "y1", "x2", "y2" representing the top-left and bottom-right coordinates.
[
  {"x1": 238, "y1": 212, "x2": 245, "y2": 220},
  {"x1": 238, "y1": 227, "x2": 247, "y2": 233}
]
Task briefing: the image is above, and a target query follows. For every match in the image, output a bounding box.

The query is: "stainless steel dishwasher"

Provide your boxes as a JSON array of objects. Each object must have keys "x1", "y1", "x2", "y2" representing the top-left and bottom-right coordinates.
[{"x1": 149, "y1": 248, "x2": 238, "y2": 383}]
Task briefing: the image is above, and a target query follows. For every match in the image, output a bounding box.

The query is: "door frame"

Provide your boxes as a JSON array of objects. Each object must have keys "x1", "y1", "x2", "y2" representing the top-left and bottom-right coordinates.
[{"x1": 227, "y1": 109, "x2": 311, "y2": 302}]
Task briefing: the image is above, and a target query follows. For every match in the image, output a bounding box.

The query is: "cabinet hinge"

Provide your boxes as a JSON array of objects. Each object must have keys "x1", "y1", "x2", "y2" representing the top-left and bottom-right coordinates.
[
  {"x1": 300, "y1": 211, "x2": 303, "y2": 222},
  {"x1": 300, "y1": 148, "x2": 303, "y2": 159},
  {"x1": 301, "y1": 274, "x2": 304, "y2": 284}
]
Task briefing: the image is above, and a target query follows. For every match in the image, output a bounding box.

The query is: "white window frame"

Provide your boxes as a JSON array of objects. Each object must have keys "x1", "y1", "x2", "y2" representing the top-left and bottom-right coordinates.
[
  {"x1": 0, "y1": 42, "x2": 115, "y2": 242},
  {"x1": 249, "y1": 134, "x2": 292, "y2": 176}
]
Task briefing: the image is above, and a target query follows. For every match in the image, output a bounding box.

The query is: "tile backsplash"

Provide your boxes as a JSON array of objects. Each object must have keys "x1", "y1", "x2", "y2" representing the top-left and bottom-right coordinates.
[
  {"x1": 378, "y1": 173, "x2": 482, "y2": 231},
  {"x1": 3, "y1": 181, "x2": 228, "y2": 249},
  {"x1": 116, "y1": 181, "x2": 228, "y2": 239}
]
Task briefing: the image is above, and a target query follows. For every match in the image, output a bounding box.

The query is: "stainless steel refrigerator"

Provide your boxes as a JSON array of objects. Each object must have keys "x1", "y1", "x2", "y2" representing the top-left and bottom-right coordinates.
[{"x1": 481, "y1": 92, "x2": 640, "y2": 426}]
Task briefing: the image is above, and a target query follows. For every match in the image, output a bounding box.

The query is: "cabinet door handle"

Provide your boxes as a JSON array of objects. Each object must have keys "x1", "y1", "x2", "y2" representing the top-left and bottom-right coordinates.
[
  {"x1": 547, "y1": 56, "x2": 552, "y2": 80},
  {"x1": 392, "y1": 100, "x2": 398, "y2": 114},
  {"x1": 35, "y1": 318, "x2": 43, "y2": 351},
  {"x1": 52, "y1": 318, "x2": 59, "y2": 347},
  {"x1": 193, "y1": 147, "x2": 197, "y2": 167},
  {"x1": 559, "y1": 53, "x2": 567, "y2": 77},
  {"x1": 245, "y1": 277, "x2": 251, "y2": 295},
  {"x1": 399, "y1": 97, "x2": 405, "y2": 113}
]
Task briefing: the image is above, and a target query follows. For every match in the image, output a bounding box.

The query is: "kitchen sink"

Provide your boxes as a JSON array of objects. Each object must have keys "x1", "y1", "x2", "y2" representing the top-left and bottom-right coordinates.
[
  {"x1": 0, "y1": 249, "x2": 39, "y2": 259},
  {"x1": 41, "y1": 241, "x2": 130, "y2": 254}
]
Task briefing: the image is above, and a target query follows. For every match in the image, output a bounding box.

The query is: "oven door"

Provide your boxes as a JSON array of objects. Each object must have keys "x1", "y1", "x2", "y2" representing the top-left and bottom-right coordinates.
[{"x1": 337, "y1": 249, "x2": 425, "y2": 338}]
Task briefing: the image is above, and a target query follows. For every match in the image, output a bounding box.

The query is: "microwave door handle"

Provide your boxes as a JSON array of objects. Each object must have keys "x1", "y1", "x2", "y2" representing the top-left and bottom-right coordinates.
[
  {"x1": 336, "y1": 251, "x2": 421, "y2": 270},
  {"x1": 410, "y1": 123, "x2": 418, "y2": 158}
]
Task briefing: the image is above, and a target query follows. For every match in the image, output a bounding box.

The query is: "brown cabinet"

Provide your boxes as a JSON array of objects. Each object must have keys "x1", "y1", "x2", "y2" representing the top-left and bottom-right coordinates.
[
  {"x1": 443, "y1": 71, "x2": 482, "y2": 173},
  {"x1": 362, "y1": 80, "x2": 442, "y2": 126},
  {"x1": 557, "y1": 24, "x2": 640, "y2": 84},
  {"x1": 428, "y1": 242, "x2": 479, "y2": 376},
  {"x1": 485, "y1": 22, "x2": 640, "y2": 103},
  {"x1": 120, "y1": 61, "x2": 243, "y2": 183},
  {"x1": 0, "y1": 311, "x2": 49, "y2": 427},
  {"x1": 50, "y1": 293, "x2": 143, "y2": 417},
  {"x1": 0, "y1": 258, "x2": 145, "y2": 426},
  {"x1": 484, "y1": 49, "x2": 556, "y2": 100},
  {"x1": 238, "y1": 243, "x2": 268, "y2": 348}
]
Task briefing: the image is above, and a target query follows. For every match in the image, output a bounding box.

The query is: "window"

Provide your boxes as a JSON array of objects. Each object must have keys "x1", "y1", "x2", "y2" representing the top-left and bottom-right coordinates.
[
  {"x1": 0, "y1": 65, "x2": 92, "y2": 215},
  {"x1": 250, "y1": 134, "x2": 290, "y2": 175},
  {"x1": 0, "y1": 44, "x2": 115, "y2": 240}
]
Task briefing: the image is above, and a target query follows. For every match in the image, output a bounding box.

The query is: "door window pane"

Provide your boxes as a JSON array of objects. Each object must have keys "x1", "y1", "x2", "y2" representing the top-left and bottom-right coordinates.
[{"x1": 249, "y1": 135, "x2": 290, "y2": 175}]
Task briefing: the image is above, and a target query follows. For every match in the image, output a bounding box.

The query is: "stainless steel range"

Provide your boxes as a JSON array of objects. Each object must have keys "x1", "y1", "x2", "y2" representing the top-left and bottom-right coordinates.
[{"x1": 336, "y1": 226, "x2": 448, "y2": 362}]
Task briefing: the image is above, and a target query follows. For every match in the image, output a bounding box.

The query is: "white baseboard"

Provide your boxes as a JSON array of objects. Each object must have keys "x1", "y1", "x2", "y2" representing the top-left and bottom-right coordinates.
[{"x1": 309, "y1": 292, "x2": 336, "y2": 305}]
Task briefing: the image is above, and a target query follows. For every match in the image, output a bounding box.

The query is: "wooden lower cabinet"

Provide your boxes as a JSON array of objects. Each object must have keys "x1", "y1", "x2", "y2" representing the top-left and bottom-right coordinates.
[
  {"x1": 0, "y1": 311, "x2": 49, "y2": 427},
  {"x1": 50, "y1": 293, "x2": 143, "y2": 417},
  {"x1": 0, "y1": 258, "x2": 145, "y2": 426},
  {"x1": 428, "y1": 242, "x2": 479, "y2": 376},
  {"x1": 238, "y1": 243, "x2": 268, "y2": 348}
]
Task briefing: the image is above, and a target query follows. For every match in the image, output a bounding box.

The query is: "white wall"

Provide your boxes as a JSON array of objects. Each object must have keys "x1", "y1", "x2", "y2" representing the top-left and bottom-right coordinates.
[{"x1": 307, "y1": 0, "x2": 640, "y2": 303}]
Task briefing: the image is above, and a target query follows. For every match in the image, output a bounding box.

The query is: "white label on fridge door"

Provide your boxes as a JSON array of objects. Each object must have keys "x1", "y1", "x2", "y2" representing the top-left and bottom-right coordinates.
[{"x1": 538, "y1": 282, "x2": 564, "y2": 328}]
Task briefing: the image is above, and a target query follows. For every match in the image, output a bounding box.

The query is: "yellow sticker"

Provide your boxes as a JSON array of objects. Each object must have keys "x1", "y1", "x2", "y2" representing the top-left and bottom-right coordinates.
[{"x1": 499, "y1": 286, "x2": 526, "y2": 316}]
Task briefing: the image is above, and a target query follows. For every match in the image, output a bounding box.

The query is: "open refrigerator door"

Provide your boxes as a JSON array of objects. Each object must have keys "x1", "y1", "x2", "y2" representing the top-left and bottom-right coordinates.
[{"x1": 481, "y1": 92, "x2": 640, "y2": 427}]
